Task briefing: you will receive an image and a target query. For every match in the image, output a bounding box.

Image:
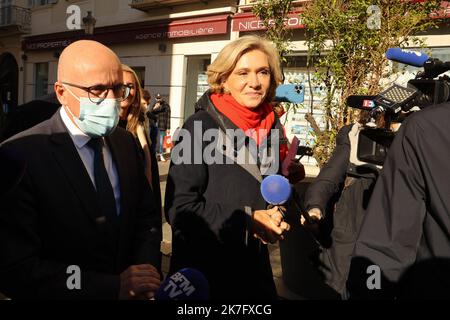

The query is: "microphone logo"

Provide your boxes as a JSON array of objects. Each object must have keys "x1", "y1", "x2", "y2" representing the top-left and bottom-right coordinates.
[
  {"x1": 362, "y1": 100, "x2": 375, "y2": 108},
  {"x1": 400, "y1": 49, "x2": 424, "y2": 57},
  {"x1": 162, "y1": 272, "x2": 196, "y2": 299}
]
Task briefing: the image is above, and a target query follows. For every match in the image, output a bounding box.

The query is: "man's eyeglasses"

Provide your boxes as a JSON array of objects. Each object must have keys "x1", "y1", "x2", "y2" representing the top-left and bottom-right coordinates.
[{"x1": 62, "y1": 82, "x2": 131, "y2": 103}]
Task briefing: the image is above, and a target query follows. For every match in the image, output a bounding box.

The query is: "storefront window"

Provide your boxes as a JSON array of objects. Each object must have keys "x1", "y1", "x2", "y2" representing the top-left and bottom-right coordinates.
[
  {"x1": 35, "y1": 62, "x2": 48, "y2": 99},
  {"x1": 28, "y1": 0, "x2": 57, "y2": 7},
  {"x1": 132, "y1": 66, "x2": 145, "y2": 88},
  {"x1": 184, "y1": 56, "x2": 210, "y2": 121},
  {"x1": 281, "y1": 55, "x2": 326, "y2": 166},
  {"x1": 0, "y1": 0, "x2": 12, "y2": 25}
]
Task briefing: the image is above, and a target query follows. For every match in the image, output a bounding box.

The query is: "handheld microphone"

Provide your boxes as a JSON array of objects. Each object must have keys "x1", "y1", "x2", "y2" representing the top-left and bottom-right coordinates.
[
  {"x1": 385, "y1": 48, "x2": 429, "y2": 67},
  {"x1": 155, "y1": 268, "x2": 209, "y2": 300},
  {"x1": 260, "y1": 174, "x2": 291, "y2": 206},
  {"x1": 261, "y1": 175, "x2": 316, "y2": 224}
]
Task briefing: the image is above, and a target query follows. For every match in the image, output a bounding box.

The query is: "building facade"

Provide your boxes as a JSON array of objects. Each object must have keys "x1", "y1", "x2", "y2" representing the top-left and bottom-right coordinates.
[
  {"x1": 0, "y1": 0, "x2": 30, "y2": 111},
  {"x1": 1, "y1": 0, "x2": 450, "y2": 165}
]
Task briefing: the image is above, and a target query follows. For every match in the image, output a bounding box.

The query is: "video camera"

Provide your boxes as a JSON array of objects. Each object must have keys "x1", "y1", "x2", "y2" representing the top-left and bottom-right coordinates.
[{"x1": 347, "y1": 48, "x2": 450, "y2": 166}]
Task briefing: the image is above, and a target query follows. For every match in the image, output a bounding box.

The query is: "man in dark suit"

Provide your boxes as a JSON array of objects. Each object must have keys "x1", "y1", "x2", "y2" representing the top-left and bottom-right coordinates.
[
  {"x1": 0, "y1": 93, "x2": 59, "y2": 142},
  {"x1": 0, "y1": 40, "x2": 162, "y2": 300}
]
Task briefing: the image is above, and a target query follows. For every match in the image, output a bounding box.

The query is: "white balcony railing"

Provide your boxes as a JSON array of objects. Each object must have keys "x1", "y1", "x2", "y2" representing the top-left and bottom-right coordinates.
[{"x1": 0, "y1": 5, "x2": 31, "y2": 32}]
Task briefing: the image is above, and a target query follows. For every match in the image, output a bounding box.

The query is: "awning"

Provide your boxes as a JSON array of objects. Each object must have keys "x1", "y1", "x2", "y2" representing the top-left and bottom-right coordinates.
[{"x1": 22, "y1": 14, "x2": 229, "y2": 51}]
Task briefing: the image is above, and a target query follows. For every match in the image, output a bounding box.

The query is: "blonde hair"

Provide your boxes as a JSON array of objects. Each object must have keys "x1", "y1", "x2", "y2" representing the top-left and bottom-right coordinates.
[
  {"x1": 207, "y1": 35, "x2": 282, "y2": 103},
  {"x1": 122, "y1": 64, "x2": 145, "y2": 137}
]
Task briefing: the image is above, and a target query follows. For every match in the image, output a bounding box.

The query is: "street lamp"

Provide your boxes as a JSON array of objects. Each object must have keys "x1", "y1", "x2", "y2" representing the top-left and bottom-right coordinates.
[{"x1": 82, "y1": 11, "x2": 96, "y2": 36}]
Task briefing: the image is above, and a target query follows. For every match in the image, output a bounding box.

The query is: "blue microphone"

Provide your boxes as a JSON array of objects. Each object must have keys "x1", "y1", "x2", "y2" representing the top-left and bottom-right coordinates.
[
  {"x1": 260, "y1": 175, "x2": 292, "y2": 206},
  {"x1": 155, "y1": 268, "x2": 209, "y2": 300},
  {"x1": 385, "y1": 48, "x2": 429, "y2": 67},
  {"x1": 261, "y1": 175, "x2": 318, "y2": 225}
]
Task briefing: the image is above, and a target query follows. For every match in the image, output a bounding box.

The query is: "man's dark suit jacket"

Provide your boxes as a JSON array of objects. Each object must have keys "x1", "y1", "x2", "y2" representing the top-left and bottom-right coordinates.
[
  {"x1": 0, "y1": 97, "x2": 59, "y2": 143},
  {"x1": 0, "y1": 110, "x2": 162, "y2": 299}
]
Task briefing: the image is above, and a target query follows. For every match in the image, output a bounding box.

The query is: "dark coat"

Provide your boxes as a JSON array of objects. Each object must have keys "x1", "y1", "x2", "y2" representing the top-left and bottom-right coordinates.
[
  {"x1": 0, "y1": 99, "x2": 59, "y2": 142},
  {"x1": 304, "y1": 124, "x2": 379, "y2": 296},
  {"x1": 118, "y1": 120, "x2": 162, "y2": 221},
  {"x1": 348, "y1": 103, "x2": 450, "y2": 299},
  {"x1": 0, "y1": 110, "x2": 162, "y2": 299},
  {"x1": 151, "y1": 100, "x2": 171, "y2": 131},
  {"x1": 165, "y1": 92, "x2": 286, "y2": 300}
]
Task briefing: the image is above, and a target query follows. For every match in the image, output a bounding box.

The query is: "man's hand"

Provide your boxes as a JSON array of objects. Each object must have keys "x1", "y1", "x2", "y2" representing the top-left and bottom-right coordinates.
[
  {"x1": 300, "y1": 208, "x2": 322, "y2": 225},
  {"x1": 152, "y1": 102, "x2": 161, "y2": 111},
  {"x1": 119, "y1": 264, "x2": 161, "y2": 300},
  {"x1": 252, "y1": 206, "x2": 290, "y2": 244}
]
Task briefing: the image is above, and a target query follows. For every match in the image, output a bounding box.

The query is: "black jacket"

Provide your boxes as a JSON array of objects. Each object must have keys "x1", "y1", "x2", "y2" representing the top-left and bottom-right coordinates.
[
  {"x1": 304, "y1": 124, "x2": 379, "y2": 296},
  {"x1": 165, "y1": 92, "x2": 286, "y2": 300},
  {"x1": 150, "y1": 100, "x2": 171, "y2": 131},
  {"x1": 0, "y1": 99, "x2": 59, "y2": 142},
  {"x1": 348, "y1": 103, "x2": 450, "y2": 299},
  {"x1": 0, "y1": 111, "x2": 162, "y2": 299}
]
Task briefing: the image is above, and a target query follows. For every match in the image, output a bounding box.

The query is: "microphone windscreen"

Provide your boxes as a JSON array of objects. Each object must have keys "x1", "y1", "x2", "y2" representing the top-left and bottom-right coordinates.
[
  {"x1": 385, "y1": 48, "x2": 429, "y2": 67},
  {"x1": 155, "y1": 268, "x2": 209, "y2": 300},
  {"x1": 260, "y1": 174, "x2": 291, "y2": 205}
]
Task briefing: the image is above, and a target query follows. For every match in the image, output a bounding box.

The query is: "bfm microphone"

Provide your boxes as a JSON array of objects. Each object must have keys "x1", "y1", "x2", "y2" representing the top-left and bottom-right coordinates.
[
  {"x1": 155, "y1": 268, "x2": 209, "y2": 300},
  {"x1": 385, "y1": 48, "x2": 429, "y2": 67}
]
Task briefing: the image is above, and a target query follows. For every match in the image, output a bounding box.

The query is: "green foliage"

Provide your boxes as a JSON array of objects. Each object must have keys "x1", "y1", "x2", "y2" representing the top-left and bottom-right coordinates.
[
  {"x1": 253, "y1": 0, "x2": 442, "y2": 166},
  {"x1": 253, "y1": 0, "x2": 294, "y2": 63},
  {"x1": 301, "y1": 0, "x2": 442, "y2": 166}
]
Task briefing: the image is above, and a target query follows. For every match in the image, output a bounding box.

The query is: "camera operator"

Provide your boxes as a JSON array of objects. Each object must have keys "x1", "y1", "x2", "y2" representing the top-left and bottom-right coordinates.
[
  {"x1": 303, "y1": 111, "x2": 393, "y2": 298},
  {"x1": 347, "y1": 102, "x2": 450, "y2": 299}
]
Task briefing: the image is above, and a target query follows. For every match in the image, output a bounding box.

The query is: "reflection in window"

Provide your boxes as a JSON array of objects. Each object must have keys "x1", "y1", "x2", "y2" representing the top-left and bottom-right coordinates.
[
  {"x1": 282, "y1": 55, "x2": 324, "y2": 166},
  {"x1": 35, "y1": 62, "x2": 48, "y2": 99},
  {"x1": 28, "y1": 0, "x2": 57, "y2": 8},
  {"x1": 132, "y1": 66, "x2": 145, "y2": 89}
]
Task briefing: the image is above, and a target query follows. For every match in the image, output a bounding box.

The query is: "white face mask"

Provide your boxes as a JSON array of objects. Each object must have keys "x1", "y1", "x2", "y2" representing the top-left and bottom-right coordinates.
[{"x1": 64, "y1": 85, "x2": 120, "y2": 137}]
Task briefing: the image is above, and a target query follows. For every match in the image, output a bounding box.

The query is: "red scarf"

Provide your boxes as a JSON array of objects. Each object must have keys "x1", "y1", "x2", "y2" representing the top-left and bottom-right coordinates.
[{"x1": 211, "y1": 93, "x2": 275, "y2": 145}]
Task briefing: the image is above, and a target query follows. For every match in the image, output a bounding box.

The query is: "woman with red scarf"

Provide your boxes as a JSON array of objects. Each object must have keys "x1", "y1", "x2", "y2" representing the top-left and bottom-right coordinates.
[{"x1": 165, "y1": 36, "x2": 304, "y2": 300}]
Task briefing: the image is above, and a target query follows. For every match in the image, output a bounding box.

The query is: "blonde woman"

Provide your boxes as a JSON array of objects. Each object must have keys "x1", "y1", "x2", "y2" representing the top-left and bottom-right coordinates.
[
  {"x1": 120, "y1": 65, "x2": 162, "y2": 218},
  {"x1": 165, "y1": 36, "x2": 303, "y2": 299}
]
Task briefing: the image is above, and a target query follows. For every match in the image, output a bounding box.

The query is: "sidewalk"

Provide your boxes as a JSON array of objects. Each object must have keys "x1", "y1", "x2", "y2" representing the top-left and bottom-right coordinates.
[{"x1": 158, "y1": 157, "x2": 313, "y2": 300}]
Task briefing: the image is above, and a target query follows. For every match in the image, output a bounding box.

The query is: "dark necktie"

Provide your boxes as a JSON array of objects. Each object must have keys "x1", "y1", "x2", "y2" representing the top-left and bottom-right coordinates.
[{"x1": 87, "y1": 138, "x2": 118, "y2": 222}]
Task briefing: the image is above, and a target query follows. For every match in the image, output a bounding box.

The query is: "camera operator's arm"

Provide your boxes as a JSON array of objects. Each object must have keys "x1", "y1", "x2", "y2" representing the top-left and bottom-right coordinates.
[
  {"x1": 303, "y1": 124, "x2": 352, "y2": 221},
  {"x1": 347, "y1": 117, "x2": 426, "y2": 299}
]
